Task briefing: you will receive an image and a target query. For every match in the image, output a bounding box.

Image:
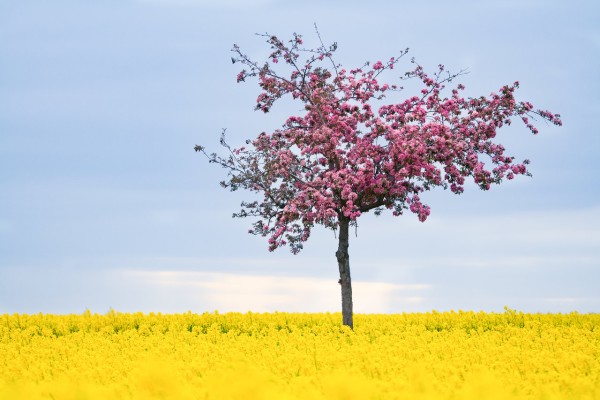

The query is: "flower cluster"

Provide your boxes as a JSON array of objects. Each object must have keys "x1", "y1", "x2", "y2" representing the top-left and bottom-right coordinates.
[
  {"x1": 198, "y1": 32, "x2": 561, "y2": 254},
  {"x1": 1, "y1": 311, "x2": 597, "y2": 399}
]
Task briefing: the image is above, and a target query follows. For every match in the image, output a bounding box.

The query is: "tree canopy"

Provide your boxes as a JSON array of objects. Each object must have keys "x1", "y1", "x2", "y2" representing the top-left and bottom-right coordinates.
[{"x1": 196, "y1": 30, "x2": 562, "y2": 254}]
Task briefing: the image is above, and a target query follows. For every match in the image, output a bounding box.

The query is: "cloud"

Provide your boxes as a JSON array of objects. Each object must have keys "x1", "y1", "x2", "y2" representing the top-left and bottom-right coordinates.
[{"x1": 124, "y1": 270, "x2": 431, "y2": 313}]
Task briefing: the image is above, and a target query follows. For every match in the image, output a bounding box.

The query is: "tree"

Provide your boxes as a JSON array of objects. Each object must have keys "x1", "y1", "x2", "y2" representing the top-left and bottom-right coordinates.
[{"x1": 195, "y1": 29, "x2": 561, "y2": 329}]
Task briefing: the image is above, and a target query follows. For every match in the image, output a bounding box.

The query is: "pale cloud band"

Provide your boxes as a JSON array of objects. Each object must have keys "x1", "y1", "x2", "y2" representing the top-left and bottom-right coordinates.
[{"x1": 125, "y1": 270, "x2": 431, "y2": 313}]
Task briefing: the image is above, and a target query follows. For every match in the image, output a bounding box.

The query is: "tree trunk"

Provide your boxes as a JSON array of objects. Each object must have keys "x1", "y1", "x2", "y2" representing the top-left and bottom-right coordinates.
[{"x1": 336, "y1": 217, "x2": 353, "y2": 329}]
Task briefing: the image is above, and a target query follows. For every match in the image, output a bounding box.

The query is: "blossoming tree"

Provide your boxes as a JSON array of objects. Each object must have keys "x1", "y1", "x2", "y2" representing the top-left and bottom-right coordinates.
[{"x1": 196, "y1": 31, "x2": 561, "y2": 328}]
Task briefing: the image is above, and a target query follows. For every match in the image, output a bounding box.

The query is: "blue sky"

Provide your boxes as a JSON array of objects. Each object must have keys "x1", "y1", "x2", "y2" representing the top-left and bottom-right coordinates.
[{"x1": 1, "y1": 0, "x2": 599, "y2": 314}]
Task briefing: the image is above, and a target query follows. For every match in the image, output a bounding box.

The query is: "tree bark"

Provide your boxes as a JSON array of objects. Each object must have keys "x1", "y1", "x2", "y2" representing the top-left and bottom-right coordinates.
[{"x1": 336, "y1": 217, "x2": 353, "y2": 329}]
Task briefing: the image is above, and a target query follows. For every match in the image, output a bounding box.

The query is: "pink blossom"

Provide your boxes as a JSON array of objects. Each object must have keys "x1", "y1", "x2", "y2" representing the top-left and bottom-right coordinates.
[{"x1": 205, "y1": 31, "x2": 561, "y2": 255}]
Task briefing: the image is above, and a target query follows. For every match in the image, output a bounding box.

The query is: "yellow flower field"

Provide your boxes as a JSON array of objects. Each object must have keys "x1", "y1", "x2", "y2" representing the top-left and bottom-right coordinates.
[{"x1": 1, "y1": 309, "x2": 598, "y2": 399}]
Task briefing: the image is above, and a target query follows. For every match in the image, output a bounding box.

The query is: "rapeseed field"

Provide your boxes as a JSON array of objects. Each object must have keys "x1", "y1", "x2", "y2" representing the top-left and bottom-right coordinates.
[{"x1": 1, "y1": 309, "x2": 598, "y2": 399}]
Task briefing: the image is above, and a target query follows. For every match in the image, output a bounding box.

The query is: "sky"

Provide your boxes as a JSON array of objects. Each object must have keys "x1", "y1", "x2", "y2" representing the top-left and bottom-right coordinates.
[{"x1": 1, "y1": 0, "x2": 599, "y2": 315}]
